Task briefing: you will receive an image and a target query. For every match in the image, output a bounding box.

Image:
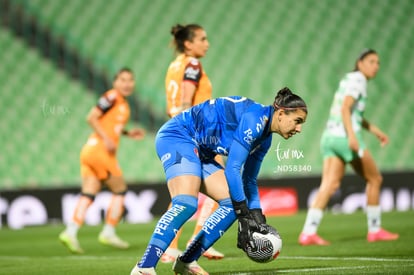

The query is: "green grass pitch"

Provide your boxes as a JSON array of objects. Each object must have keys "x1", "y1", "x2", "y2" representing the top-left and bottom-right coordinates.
[{"x1": 0, "y1": 210, "x2": 413, "y2": 274}]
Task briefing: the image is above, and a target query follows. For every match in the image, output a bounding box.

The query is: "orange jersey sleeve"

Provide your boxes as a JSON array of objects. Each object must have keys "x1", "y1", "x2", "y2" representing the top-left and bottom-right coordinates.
[
  {"x1": 165, "y1": 54, "x2": 212, "y2": 117},
  {"x1": 87, "y1": 89, "x2": 130, "y2": 147}
]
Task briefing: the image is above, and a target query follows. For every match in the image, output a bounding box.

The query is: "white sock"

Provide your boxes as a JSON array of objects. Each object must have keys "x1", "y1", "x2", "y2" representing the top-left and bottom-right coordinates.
[
  {"x1": 366, "y1": 205, "x2": 381, "y2": 233},
  {"x1": 302, "y1": 208, "x2": 323, "y2": 235},
  {"x1": 101, "y1": 223, "x2": 115, "y2": 236},
  {"x1": 66, "y1": 222, "x2": 80, "y2": 237}
]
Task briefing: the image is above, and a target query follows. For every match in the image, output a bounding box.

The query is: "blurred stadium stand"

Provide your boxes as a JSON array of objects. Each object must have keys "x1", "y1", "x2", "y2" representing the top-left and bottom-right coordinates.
[{"x1": 0, "y1": 0, "x2": 413, "y2": 188}]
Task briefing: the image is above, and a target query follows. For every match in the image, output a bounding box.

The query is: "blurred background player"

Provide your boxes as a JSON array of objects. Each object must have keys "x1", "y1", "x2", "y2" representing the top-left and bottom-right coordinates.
[
  {"x1": 161, "y1": 23, "x2": 224, "y2": 263},
  {"x1": 298, "y1": 49, "x2": 399, "y2": 246},
  {"x1": 59, "y1": 68, "x2": 146, "y2": 253}
]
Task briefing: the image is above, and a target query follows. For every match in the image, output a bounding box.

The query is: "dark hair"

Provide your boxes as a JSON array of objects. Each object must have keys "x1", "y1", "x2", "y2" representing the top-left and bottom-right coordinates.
[
  {"x1": 273, "y1": 87, "x2": 307, "y2": 114},
  {"x1": 171, "y1": 24, "x2": 203, "y2": 53},
  {"x1": 113, "y1": 67, "x2": 133, "y2": 80},
  {"x1": 354, "y1": 48, "x2": 377, "y2": 71}
]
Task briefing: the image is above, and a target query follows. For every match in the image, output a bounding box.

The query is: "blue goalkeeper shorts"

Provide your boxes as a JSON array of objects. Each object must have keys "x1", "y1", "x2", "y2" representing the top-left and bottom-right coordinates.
[{"x1": 155, "y1": 119, "x2": 223, "y2": 181}]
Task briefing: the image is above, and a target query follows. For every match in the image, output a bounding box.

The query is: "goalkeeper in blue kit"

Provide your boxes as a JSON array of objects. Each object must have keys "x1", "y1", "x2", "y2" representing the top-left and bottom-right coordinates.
[{"x1": 131, "y1": 87, "x2": 308, "y2": 275}]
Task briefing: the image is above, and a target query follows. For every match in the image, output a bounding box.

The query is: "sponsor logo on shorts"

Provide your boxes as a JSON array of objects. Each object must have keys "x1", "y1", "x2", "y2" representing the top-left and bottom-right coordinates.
[{"x1": 161, "y1": 153, "x2": 171, "y2": 164}]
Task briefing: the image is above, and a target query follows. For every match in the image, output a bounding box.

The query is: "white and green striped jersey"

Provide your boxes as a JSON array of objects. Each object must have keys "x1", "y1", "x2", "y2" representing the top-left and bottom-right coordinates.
[{"x1": 324, "y1": 71, "x2": 367, "y2": 137}]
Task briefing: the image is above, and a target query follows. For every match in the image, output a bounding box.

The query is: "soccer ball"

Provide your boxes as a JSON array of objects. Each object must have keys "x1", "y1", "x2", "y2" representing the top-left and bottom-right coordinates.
[{"x1": 246, "y1": 231, "x2": 282, "y2": 263}]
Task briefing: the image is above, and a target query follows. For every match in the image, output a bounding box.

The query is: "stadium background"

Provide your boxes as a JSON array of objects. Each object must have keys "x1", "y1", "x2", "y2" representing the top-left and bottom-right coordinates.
[{"x1": 0, "y1": 0, "x2": 413, "y2": 228}]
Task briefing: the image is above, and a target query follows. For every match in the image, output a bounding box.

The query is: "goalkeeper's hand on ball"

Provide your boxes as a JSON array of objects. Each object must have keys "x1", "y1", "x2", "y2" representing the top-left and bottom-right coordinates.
[
  {"x1": 250, "y1": 208, "x2": 280, "y2": 237},
  {"x1": 232, "y1": 200, "x2": 269, "y2": 252}
]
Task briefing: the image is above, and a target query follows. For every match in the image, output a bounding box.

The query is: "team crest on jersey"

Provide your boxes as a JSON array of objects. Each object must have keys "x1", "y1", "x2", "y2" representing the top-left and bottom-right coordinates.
[{"x1": 194, "y1": 148, "x2": 199, "y2": 158}]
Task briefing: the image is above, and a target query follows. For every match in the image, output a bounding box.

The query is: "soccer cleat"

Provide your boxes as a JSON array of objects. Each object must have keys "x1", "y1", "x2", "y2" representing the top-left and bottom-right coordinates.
[
  {"x1": 202, "y1": 247, "x2": 224, "y2": 260},
  {"x1": 186, "y1": 240, "x2": 224, "y2": 260},
  {"x1": 367, "y1": 228, "x2": 399, "y2": 242},
  {"x1": 98, "y1": 232, "x2": 130, "y2": 249},
  {"x1": 160, "y1": 248, "x2": 182, "y2": 263},
  {"x1": 172, "y1": 257, "x2": 209, "y2": 275},
  {"x1": 59, "y1": 231, "x2": 84, "y2": 254},
  {"x1": 298, "y1": 233, "x2": 330, "y2": 246},
  {"x1": 130, "y1": 265, "x2": 157, "y2": 275}
]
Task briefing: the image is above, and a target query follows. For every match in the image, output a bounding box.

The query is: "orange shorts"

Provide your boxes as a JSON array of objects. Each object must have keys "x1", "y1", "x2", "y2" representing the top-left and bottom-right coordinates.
[{"x1": 80, "y1": 143, "x2": 122, "y2": 180}]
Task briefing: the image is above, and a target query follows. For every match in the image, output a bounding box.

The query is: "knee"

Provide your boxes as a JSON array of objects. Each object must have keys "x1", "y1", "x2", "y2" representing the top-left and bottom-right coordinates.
[
  {"x1": 320, "y1": 180, "x2": 341, "y2": 197},
  {"x1": 368, "y1": 173, "x2": 383, "y2": 187},
  {"x1": 107, "y1": 177, "x2": 127, "y2": 193},
  {"x1": 81, "y1": 178, "x2": 101, "y2": 194}
]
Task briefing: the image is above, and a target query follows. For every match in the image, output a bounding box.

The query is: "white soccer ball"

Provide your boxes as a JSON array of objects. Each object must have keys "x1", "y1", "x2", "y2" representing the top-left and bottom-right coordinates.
[{"x1": 246, "y1": 231, "x2": 282, "y2": 263}]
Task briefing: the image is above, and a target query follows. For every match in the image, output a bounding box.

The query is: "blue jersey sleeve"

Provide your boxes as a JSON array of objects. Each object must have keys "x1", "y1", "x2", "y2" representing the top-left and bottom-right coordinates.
[
  {"x1": 225, "y1": 106, "x2": 272, "y2": 204},
  {"x1": 243, "y1": 137, "x2": 272, "y2": 209},
  {"x1": 224, "y1": 139, "x2": 251, "y2": 203}
]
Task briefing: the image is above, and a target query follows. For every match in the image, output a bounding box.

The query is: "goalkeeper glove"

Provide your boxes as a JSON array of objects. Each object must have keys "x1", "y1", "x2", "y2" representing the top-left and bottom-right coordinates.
[
  {"x1": 251, "y1": 208, "x2": 280, "y2": 237},
  {"x1": 250, "y1": 208, "x2": 266, "y2": 223},
  {"x1": 232, "y1": 200, "x2": 268, "y2": 252}
]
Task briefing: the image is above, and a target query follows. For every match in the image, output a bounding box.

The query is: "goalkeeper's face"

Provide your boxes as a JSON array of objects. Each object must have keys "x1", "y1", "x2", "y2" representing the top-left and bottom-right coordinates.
[
  {"x1": 114, "y1": 71, "x2": 135, "y2": 97},
  {"x1": 271, "y1": 109, "x2": 307, "y2": 139}
]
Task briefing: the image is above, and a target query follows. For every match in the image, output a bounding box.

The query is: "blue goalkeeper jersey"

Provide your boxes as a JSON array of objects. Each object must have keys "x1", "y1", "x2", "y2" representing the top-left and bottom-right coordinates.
[{"x1": 174, "y1": 96, "x2": 274, "y2": 206}]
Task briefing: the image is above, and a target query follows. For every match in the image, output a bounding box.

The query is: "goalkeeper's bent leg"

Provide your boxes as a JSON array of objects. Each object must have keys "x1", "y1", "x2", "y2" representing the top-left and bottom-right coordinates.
[
  {"x1": 138, "y1": 194, "x2": 197, "y2": 268},
  {"x1": 180, "y1": 198, "x2": 236, "y2": 263}
]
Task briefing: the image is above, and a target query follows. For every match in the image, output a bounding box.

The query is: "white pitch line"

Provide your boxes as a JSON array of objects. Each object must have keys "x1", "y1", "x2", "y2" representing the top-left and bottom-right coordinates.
[
  {"x1": 277, "y1": 265, "x2": 370, "y2": 273},
  {"x1": 224, "y1": 264, "x2": 414, "y2": 275},
  {"x1": 278, "y1": 263, "x2": 414, "y2": 274},
  {"x1": 281, "y1": 256, "x2": 414, "y2": 263}
]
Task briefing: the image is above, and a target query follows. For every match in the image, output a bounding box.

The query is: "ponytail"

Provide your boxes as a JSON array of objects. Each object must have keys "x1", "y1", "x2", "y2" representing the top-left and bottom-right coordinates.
[{"x1": 273, "y1": 87, "x2": 307, "y2": 114}]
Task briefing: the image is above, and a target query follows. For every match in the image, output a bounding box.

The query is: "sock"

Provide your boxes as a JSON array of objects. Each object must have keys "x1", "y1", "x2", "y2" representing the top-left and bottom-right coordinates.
[
  {"x1": 101, "y1": 224, "x2": 115, "y2": 236},
  {"x1": 180, "y1": 198, "x2": 236, "y2": 263},
  {"x1": 167, "y1": 202, "x2": 183, "y2": 250},
  {"x1": 66, "y1": 222, "x2": 80, "y2": 237},
  {"x1": 302, "y1": 208, "x2": 323, "y2": 235},
  {"x1": 138, "y1": 194, "x2": 197, "y2": 268},
  {"x1": 191, "y1": 197, "x2": 218, "y2": 239},
  {"x1": 105, "y1": 193, "x2": 125, "y2": 227},
  {"x1": 71, "y1": 193, "x2": 94, "y2": 230},
  {"x1": 366, "y1": 205, "x2": 381, "y2": 233}
]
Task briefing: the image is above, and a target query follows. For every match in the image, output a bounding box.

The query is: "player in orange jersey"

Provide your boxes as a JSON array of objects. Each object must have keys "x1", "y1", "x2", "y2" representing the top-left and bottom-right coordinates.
[
  {"x1": 59, "y1": 68, "x2": 145, "y2": 253},
  {"x1": 161, "y1": 23, "x2": 224, "y2": 263}
]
